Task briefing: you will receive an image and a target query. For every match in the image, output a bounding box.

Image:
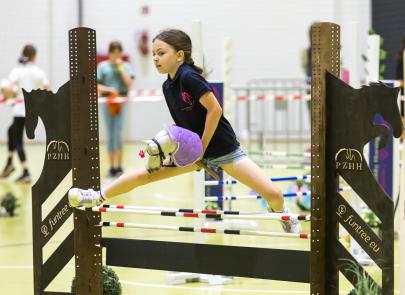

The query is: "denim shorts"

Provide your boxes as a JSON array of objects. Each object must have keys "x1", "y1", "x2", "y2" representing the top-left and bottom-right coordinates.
[{"x1": 202, "y1": 147, "x2": 246, "y2": 171}]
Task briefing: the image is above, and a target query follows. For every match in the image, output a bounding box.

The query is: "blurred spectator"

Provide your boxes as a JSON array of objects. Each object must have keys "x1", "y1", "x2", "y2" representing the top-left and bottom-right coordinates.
[
  {"x1": 97, "y1": 41, "x2": 135, "y2": 177},
  {"x1": 0, "y1": 44, "x2": 50, "y2": 182}
]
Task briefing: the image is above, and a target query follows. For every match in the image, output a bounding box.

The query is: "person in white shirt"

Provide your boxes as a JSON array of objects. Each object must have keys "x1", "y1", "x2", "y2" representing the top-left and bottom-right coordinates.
[{"x1": 0, "y1": 44, "x2": 50, "y2": 182}]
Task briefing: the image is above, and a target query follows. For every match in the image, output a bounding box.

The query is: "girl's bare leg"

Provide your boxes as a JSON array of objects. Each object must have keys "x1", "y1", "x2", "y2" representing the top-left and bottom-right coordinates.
[
  {"x1": 103, "y1": 164, "x2": 199, "y2": 199},
  {"x1": 220, "y1": 157, "x2": 302, "y2": 233},
  {"x1": 220, "y1": 157, "x2": 284, "y2": 212}
]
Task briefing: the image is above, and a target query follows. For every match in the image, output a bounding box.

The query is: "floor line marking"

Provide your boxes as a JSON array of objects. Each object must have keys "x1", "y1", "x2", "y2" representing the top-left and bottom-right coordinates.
[
  {"x1": 120, "y1": 280, "x2": 310, "y2": 294},
  {"x1": 120, "y1": 280, "x2": 400, "y2": 294}
]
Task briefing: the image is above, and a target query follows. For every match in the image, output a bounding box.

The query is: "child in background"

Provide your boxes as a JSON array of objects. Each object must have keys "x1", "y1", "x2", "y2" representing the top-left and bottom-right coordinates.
[
  {"x1": 97, "y1": 41, "x2": 135, "y2": 177},
  {"x1": 0, "y1": 44, "x2": 50, "y2": 182}
]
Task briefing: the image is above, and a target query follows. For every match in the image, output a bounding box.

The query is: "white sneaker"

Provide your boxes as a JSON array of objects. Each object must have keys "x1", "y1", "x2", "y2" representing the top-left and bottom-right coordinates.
[
  {"x1": 269, "y1": 207, "x2": 302, "y2": 233},
  {"x1": 68, "y1": 188, "x2": 105, "y2": 208}
]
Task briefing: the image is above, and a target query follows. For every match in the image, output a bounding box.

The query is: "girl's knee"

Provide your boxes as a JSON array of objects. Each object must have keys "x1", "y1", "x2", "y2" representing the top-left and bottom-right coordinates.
[
  {"x1": 262, "y1": 186, "x2": 283, "y2": 201},
  {"x1": 133, "y1": 168, "x2": 154, "y2": 185}
]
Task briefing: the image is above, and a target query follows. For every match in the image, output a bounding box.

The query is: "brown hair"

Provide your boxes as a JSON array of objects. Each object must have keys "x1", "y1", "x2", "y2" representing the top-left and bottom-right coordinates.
[
  {"x1": 108, "y1": 41, "x2": 123, "y2": 53},
  {"x1": 19, "y1": 44, "x2": 36, "y2": 64},
  {"x1": 153, "y1": 29, "x2": 204, "y2": 75}
]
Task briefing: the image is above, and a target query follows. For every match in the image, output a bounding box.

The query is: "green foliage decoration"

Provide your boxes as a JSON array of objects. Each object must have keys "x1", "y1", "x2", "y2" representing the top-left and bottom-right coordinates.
[
  {"x1": 342, "y1": 259, "x2": 381, "y2": 295},
  {"x1": 71, "y1": 265, "x2": 122, "y2": 295},
  {"x1": 0, "y1": 192, "x2": 20, "y2": 216}
]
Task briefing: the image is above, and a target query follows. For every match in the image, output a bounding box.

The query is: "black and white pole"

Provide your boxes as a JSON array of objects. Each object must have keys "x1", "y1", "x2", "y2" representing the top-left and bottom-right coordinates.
[
  {"x1": 99, "y1": 221, "x2": 310, "y2": 239},
  {"x1": 86, "y1": 206, "x2": 311, "y2": 221}
]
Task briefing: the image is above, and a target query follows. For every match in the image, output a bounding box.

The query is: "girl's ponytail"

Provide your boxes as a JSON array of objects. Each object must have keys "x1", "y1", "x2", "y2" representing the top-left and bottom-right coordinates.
[{"x1": 184, "y1": 56, "x2": 204, "y2": 75}]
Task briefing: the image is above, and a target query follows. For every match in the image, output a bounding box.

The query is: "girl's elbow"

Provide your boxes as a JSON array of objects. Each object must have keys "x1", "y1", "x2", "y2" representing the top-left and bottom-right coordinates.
[{"x1": 216, "y1": 105, "x2": 223, "y2": 116}]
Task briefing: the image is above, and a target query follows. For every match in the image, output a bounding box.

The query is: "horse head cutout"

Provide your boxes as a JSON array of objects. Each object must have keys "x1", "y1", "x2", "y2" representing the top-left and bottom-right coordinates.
[
  {"x1": 364, "y1": 81, "x2": 404, "y2": 149},
  {"x1": 23, "y1": 81, "x2": 71, "y2": 141},
  {"x1": 326, "y1": 72, "x2": 403, "y2": 154}
]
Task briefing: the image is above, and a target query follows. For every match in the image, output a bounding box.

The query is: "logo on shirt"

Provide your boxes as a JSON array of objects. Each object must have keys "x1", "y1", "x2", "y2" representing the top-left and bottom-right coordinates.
[
  {"x1": 181, "y1": 91, "x2": 193, "y2": 106},
  {"x1": 180, "y1": 91, "x2": 194, "y2": 111}
]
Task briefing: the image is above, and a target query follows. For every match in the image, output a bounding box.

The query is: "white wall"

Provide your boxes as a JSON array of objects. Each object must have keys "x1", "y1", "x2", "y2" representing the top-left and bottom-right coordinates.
[
  {"x1": 0, "y1": 0, "x2": 78, "y2": 89},
  {"x1": 0, "y1": 0, "x2": 372, "y2": 142}
]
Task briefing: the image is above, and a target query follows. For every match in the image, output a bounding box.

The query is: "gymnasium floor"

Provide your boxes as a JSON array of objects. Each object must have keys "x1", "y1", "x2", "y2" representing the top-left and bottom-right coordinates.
[{"x1": 0, "y1": 142, "x2": 400, "y2": 294}]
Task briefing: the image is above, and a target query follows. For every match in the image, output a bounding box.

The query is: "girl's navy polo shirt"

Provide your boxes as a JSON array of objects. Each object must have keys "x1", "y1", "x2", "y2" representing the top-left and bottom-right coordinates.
[{"x1": 162, "y1": 63, "x2": 239, "y2": 158}]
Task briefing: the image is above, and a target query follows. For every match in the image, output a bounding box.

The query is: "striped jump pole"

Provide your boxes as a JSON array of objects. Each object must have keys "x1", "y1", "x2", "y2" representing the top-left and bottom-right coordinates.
[
  {"x1": 99, "y1": 204, "x2": 264, "y2": 215},
  {"x1": 99, "y1": 222, "x2": 310, "y2": 239},
  {"x1": 257, "y1": 163, "x2": 311, "y2": 170},
  {"x1": 205, "y1": 192, "x2": 310, "y2": 201},
  {"x1": 86, "y1": 206, "x2": 311, "y2": 221},
  {"x1": 204, "y1": 186, "x2": 352, "y2": 201},
  {"x1": 205, "y1": 174, "x2": 310, "y2": 186},
  {"x1": 248, "y1": 150, "x2": 311, "y2": 158}
]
